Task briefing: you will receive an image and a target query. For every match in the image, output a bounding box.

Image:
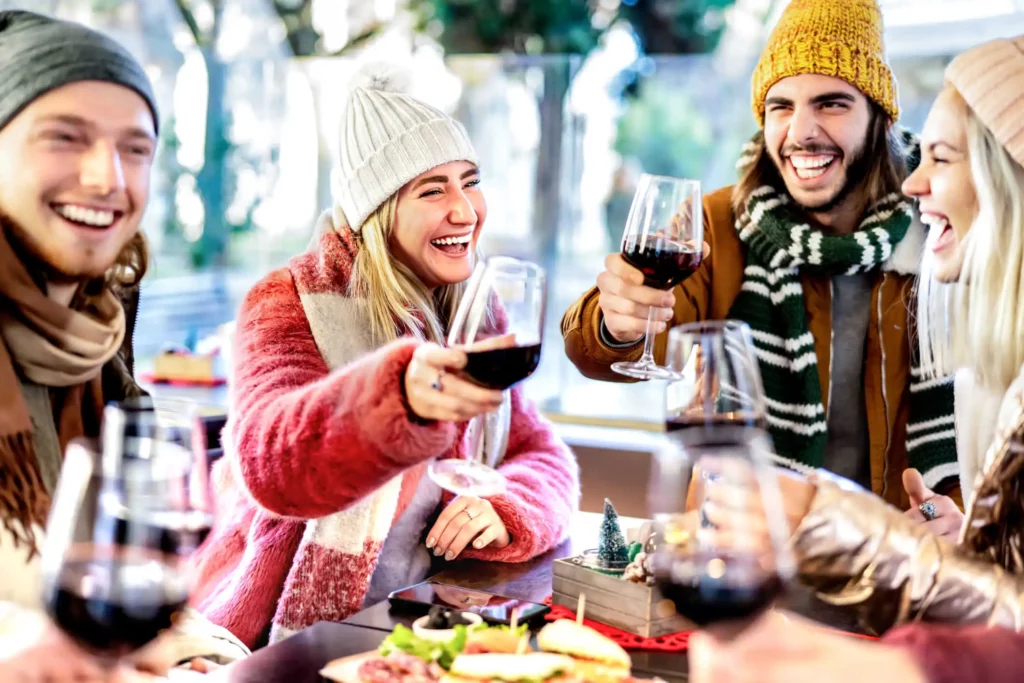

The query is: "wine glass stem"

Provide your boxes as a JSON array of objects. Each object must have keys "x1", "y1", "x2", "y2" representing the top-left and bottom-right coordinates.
[
  {"x1": 470, "y1": 414, "x2": 485, "y2": 465},
  {"x1": 638, "y1": 307, "x2": 660, "y2": 367}
]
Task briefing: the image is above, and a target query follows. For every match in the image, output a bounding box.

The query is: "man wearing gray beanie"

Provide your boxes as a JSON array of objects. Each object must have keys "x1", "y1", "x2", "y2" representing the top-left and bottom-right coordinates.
[{"x1": 0, "y1": 10, "x2": 249, "y2": 680}]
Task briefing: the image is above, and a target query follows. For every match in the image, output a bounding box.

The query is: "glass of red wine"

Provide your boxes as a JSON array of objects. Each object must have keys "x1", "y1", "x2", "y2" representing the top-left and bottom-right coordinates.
[
  {"x1": 40, "y1": 398, "x2": 214, "y2": 668},
  {"x1": 610, "y1": 174, "x2": 703, "y2": 380},
  {"x1": 428, "y1": 256, "x2": 546, "y2": 498},
  {"x1": 647, "y1": 320, "x2": 793, "y2": 634}
]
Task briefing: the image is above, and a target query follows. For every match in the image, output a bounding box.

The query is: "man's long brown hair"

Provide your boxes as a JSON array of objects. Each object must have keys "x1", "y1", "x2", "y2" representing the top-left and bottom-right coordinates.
[
  {"x1": 73, "y1": 230, "x2": 149, "y2": 307},
  {"x1": 106, "y1": 230, "x2": 149, "y2": 292},
  {"x1": 731, "y1": 102, "x2": 911, "y2": 220}
]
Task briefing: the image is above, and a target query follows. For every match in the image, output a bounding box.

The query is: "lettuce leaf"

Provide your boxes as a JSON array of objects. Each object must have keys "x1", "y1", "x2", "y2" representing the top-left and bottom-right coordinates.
[
  {"x1": 491, "y1": 623, "x2": 529, "y2": 638},
  {"x1": 378, "y1": 624, "x2": 469, "y2": 670},
  {"x1": 376, "y1": 622, "x2": 529, "y2": 670}
]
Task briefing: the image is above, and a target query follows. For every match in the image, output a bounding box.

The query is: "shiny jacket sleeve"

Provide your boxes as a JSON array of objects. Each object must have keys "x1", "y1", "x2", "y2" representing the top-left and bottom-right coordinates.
[{"x1": 793, "y1": 482, "x2": 1024, "y2": 634}]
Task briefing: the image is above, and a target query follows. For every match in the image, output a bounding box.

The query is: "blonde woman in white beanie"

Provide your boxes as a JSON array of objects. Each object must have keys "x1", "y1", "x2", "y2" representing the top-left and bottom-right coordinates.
[{"x1": 189, "y1": 64, "x2": 580, "y2": 647}]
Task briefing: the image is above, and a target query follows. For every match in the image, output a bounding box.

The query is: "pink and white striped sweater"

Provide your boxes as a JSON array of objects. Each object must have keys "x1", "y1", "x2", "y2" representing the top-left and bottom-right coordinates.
[{"x1": 191, "y1": 217, "x2": 580, "y2": 647}]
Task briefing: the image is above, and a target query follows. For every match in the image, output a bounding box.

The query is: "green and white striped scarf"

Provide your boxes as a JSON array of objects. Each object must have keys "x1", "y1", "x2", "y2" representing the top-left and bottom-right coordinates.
[{"x1": 728, "y1": 133, "x2": 957, "y2": 487}]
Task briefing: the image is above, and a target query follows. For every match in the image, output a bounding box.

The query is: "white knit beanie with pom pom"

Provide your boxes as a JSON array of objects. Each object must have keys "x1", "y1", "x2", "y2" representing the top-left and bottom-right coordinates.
[{"x1": 335, "y1": 61, "x2": 478, "y2": 232}]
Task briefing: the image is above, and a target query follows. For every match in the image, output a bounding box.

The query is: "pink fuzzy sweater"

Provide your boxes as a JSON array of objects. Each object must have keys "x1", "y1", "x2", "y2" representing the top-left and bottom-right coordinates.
[{"x1": 190, "y1": 223, "x2": 580, "y2": 648}]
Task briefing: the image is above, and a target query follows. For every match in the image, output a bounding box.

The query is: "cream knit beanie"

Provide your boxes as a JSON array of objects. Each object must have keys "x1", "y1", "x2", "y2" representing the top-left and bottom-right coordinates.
[
  {"x1": 334, "y1": 62, "x2": 478, "y2": 232},
  {"x1": 945, "y1": 36, "x2": 1024, "y2": 168}
]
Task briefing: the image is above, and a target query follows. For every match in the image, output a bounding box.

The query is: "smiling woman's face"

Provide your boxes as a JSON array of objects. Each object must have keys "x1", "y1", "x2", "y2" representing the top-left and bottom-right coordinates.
[
  {"x1": 902, "y1": 86, "x2": 979, "y2": 282},
  {"x1": 390, "y1": 160, "x2": 486, "y2": 289}
]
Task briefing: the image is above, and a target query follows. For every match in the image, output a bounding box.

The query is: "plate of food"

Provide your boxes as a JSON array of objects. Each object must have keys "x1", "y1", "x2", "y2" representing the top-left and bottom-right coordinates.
[{"x1": 321, "y1": 608, "x2": 661, "y2": 683}]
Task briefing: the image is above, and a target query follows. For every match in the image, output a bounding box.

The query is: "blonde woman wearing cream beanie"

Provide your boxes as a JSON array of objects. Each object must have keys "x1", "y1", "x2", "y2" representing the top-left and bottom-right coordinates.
[{"x1": 191, "y1": 63, "x2": 579, "y2": 646}]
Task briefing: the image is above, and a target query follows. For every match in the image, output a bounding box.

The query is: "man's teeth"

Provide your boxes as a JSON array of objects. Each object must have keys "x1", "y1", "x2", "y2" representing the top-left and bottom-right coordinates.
[
  {"x1": 790, "y1": 155, "x2": 834, "y2": 180},
  {"x1": 430, "y1": 234, "x2": 472, "y2": 247},
  {"x1": 55, "y1": 204, "x2": 115, "y2": 227},
  {"x1": 790, "y1": 155, "x2": 834, "y2": 169}
]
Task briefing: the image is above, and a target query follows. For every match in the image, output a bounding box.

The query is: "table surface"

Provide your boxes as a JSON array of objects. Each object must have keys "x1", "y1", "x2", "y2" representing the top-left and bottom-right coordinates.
[{"x1": 213, "y1": 512, "x2": 865, "y2": 683}]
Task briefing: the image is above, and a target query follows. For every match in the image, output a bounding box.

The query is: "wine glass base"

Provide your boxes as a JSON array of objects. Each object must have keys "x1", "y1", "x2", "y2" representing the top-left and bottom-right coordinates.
[
  {"x1": 610, "y1": 361, "x2": 678, "y2": 381},
  {"x1": 428, "y1": 460, "x2": 507, "y2": 498}
]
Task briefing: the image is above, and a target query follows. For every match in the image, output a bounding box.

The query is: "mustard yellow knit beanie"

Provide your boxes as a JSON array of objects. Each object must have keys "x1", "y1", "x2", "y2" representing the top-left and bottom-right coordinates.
[{"x1": 751, "y1": 0, "x2": 898, "y2": 126}]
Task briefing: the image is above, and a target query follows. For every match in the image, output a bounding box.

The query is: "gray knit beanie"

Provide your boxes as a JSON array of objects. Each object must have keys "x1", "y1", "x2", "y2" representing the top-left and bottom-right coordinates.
[
  {"x1": 335, "y1": 62, "x2": 477, "y2": 232},
  {"x1": 0, "y1": 10, "x2": 159, "y2": 134}
]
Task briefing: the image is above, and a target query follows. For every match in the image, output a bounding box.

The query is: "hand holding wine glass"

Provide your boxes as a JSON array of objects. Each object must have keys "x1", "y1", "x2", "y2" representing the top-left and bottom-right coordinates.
[
  {"x1": 428, "y1": 256, "x2": 546, "y2": 498},
  {"x1": 649, "y1": 321, "x2": 793, "y2": 635},
  {"x1": 404, "y1": 342, "x2": 505, "y2": 423},
  {"x1": 607, "y1": 174, "x2": 704, "y2": 380},
  {"x1": 39, "y1": 399, "x2": 213, "y2": 672}
]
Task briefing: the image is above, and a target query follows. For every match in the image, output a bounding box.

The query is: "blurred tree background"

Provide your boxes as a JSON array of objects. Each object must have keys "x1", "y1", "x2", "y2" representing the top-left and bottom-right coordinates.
[{"x1": 64, "y1": 0, "x2": 735, "y2": 267}]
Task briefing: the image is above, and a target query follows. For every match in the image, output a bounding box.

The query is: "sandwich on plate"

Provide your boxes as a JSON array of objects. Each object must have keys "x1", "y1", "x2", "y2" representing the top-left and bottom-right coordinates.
[
  {"x1": 462, "y1": 627, "x2": 531, "y2": 655},
  {"x1": 441, "y1": 653, "x2": 578, "y2": 683},
  {"x1": 536, "y1": 620, "x2": 632, "y2": 683}
]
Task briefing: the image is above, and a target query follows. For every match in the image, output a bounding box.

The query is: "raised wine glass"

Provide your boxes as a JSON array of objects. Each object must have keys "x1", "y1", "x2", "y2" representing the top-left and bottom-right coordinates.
[
  {"x1": 664, "y1": 320, "x2": 767, "y2": 435},
  {"x1": 428, "y1": 256, "x2": 546, "y2": 498},
  {"x1": 610, "y1": 174, "x2": 703, "y2": 380},
  {"x1": 40, "y1": 398, "x2": 213, "y2": 668},
  {"x1": 647, "y1": 321, "x2": 793, "y2": 634}
]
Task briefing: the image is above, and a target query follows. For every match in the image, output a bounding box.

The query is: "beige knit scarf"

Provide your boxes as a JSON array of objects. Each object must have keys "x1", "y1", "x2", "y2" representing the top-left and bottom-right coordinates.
[{"x1": 0, "y1": 227, "x2": 123, "y2": 554}]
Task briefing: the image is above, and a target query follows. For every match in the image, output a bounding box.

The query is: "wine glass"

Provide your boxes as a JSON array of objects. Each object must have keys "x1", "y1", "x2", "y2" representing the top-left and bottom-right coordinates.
[
  {"x1": 610, "y1": 174, "x2": 703, "y2": 380},
  {"x1": 646, "y1": 321, "x2": 793, "y2": 633},
  {"x1": 664, "y1": 320, "x2": 767, "y2": 434},
  {"x1": 428, "y1": 256, "x2": 546, "y2": 498},
  {"x1": 40, "y1": 398, "x2": 213, "y2": 667}
]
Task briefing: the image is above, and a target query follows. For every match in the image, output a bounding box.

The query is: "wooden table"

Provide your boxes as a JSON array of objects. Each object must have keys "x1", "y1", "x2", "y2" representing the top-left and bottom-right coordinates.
[{"x1": 213, "y1": 512, "x2": 864, "y2": 683}]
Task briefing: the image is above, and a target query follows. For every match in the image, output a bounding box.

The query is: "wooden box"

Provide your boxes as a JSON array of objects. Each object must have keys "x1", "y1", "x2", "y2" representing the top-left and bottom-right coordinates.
[{"x1": 552, "y1": 557, "x2": 693, "y2": 637}]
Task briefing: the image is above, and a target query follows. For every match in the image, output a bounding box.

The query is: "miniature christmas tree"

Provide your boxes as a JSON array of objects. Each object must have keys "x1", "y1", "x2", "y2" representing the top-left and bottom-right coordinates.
[{"x1": 597, "y1": 498, "x2": 629, "y2": 567}]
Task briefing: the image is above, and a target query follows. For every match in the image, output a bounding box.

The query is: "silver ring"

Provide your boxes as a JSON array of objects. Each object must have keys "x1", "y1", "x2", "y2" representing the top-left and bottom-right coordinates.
[
  {"x1": 431, "y1": 369, "x2": 445, "y2": 392},
  {"x1": 919, "y1": 500, "x2": 938, "y2": 521},
  {"x1": 463, "y1": 508, "x2": 475, "y2": 521}
]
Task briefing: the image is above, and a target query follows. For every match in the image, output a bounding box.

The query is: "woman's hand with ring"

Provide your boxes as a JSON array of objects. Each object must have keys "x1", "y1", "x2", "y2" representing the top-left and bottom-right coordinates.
[
  {"x1": 404, "y1": 343, "x2": 503, "y2": 423},
  {"x1": 902, "y1": 468, "x2": 963, "y2": 541},
  {"x1": 426, "y1": 496, "x2": 510, "y2": 560}
]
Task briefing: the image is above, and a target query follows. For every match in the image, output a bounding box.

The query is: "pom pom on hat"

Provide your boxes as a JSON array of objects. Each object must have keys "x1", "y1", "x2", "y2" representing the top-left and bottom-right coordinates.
[{"x1": 348, "y1": 60, "x2": 412, "y2": 94}]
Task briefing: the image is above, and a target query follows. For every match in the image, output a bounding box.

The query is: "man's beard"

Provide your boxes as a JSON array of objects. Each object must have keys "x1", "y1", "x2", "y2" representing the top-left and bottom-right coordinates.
[
  {"x1": 774, "y1": 141, "x2": 871, "y2": 215},
  {"x1": 0, "y1": 210, "x2": 91, "y2": 286}
]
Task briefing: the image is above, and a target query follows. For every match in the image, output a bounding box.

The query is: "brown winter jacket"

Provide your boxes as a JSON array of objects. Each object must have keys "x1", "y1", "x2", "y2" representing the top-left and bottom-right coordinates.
[{"x1": 561, "y1": 184, "x2": 954, "y2": 509}]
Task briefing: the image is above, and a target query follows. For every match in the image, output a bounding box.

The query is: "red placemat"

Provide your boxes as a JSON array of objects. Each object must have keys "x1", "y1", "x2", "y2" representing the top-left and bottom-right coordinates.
[
  {"x1": 542, "y1": 597, "x2": 692, "y2": 652},
  {"x1": 542, "y1": 597, "x2": 879, "y2": 652}
]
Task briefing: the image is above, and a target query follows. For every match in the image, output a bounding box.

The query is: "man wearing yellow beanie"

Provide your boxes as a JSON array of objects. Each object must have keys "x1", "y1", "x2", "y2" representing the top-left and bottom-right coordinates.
[{"x1": 563, "y1": 0, "x2": 960, "y2": 510}]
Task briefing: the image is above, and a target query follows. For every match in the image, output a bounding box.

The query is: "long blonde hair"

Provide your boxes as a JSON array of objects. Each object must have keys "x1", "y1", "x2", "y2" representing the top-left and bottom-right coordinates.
[
  {"x1": 918, "y1": 101, "x2": 1024, "y2": 392},
  {"x1": 348, "y1": 194, "x2": 467, "y2": 345}
]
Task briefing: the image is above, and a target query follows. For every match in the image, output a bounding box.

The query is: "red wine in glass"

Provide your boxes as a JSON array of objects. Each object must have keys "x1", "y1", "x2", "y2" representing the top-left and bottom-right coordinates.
[
  {"x1": 105, "y1": 508, "x2": 214, "y2": 557},
  {"x1": 462, "y1": 343, "x2": 542, "y2": 390},
  {"x1": 47, "y1": 553, "x2": 189, "y2": 659},
  {"x1": 665, "y1": 414, "x2": 768, "y2": 439},
  {"x1": 610, "y1": 175, "x2": 702, "y2": 380},
  {"x1": 653, "y1": 552, "x2": 784, "y2": 627},
  {"x1": 622, "y1": 238, "x2": 702, "y2": 290}
]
